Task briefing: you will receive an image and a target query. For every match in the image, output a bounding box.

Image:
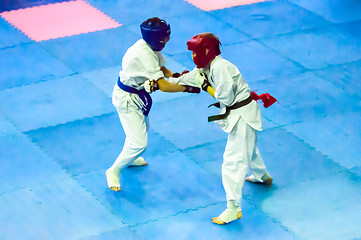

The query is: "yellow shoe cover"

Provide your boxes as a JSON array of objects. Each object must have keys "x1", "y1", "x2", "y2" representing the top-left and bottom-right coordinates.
[{"x1": 218, "y1": 208, "x2": 242, "y2": 224}]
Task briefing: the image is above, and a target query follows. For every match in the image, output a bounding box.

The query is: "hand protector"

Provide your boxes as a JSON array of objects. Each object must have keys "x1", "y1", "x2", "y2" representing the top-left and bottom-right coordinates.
[
  {"x1": 201, "y1": 79, "x2": 211, "y2": 92},
  {"x1": 194, "y1": 73, "x2": 210, "y2": 91},
  {"x1": 172, "y1": 70, "x2": 190, "y2": 78},
  {"x1": 251, "y1": 91, "x2": 278, "y2": 108},
  {"x1": 172, "y1": 72, "x2": 181, "y2": 78},
  {"x1": 144, "y1": 80, "x2": 159, "y2": 93},
  {"x1": 184, "y1": 85, "x2": 200, "y2": 93}
]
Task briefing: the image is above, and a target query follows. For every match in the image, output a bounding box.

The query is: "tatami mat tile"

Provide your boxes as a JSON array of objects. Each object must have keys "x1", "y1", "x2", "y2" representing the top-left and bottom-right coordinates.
[
  {"x1": 0, "y1": 43, "x2": 74, "y2": 90},
  {"x1": 261, "y1": 25, "x2": 361, "y2": 70},
  {"x1": 209, "y1": 1, "x2": 329, "y2": 38},
  {"x1": 1, "y1": 0, "x2": 360, "y2": 239},
  {"x1": 0, "y1": 74, "x2": 113, "y2": 131}
]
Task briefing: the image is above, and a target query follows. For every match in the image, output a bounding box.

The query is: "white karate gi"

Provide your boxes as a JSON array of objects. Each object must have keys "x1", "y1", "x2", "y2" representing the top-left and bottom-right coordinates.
[
  {"x1": 109, "y1": 39, "x2": 166, "y2": 176},
  {"x1": 169, "y1": 55, "x2": 270, "y2": 209}
]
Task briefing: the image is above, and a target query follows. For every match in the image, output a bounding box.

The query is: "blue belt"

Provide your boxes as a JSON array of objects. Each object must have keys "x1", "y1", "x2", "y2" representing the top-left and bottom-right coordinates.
[{"x1": 117, "y1": 77, "x2": 152, "y2": 116}]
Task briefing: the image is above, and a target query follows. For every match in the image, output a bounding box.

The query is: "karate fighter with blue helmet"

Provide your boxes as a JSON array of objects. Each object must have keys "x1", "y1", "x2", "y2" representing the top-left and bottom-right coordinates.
[
  {"x1": 168, "y1": 33, "x2": 276, "y2": 225},
  {"x1": 106, "y1": 17, "x2": 200, "y2": 192}
]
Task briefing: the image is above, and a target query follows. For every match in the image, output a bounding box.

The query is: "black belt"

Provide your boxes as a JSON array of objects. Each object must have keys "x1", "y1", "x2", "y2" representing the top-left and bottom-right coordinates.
[{"x1": 208, "y1": 95, "x2": 253, "y2": 122}]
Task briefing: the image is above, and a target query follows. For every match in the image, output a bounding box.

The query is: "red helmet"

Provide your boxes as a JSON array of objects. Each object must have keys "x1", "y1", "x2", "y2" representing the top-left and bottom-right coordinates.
[{"x1": 187, "y1": 33, "x2": 221, "y2": 68}]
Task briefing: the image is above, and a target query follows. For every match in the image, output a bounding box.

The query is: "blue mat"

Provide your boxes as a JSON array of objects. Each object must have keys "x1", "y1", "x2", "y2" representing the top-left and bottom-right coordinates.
[
  {"x1": 261, "y1": 25, "x2": 361, "y2": 70},
  {"x1": 1, "y1": 0, "x2": 361, "y2": 239},
  {"x1": 314, "y1": 59, "x2": 361, "y2": 99},
  {"x1": 39, "y1": 27, "x2": 140, "y2": 73},
  {"x1": 340, "y1": 19, "x2": 361, "y2": 39},
  {"x1": 221, "y1": 40, "x2": 305, "y2": 82},
  {"x1": 134, "y1": 201, "x2": 296, "y2": 240},
  {"x1": 0, "y1": 178, "x2": 125, "y2": 239},
  {"x1": 75, "y1": 151, "x2": 225, "y2": 226},
  {"x1": 209, "y1": 1, "x2": 329, "y2": 39},
  {"x1": 289, "y1": 0, "x2": 361, "y2": 23},
  {"x1": 285, "y1": 113, "x2": 361, "y2": 171},
  {"x1": 0, "y1": 115, "x2": 68, "y2": 194},
  {"x1": 0, "y1": 43, "x2": 74, "y2": 90},
  {"x1": 0, "y1": 74, "x2": 113, "y2": 131},
  {"x1": 255, "y1": 71, "x2": 357, "y2": 125},
  {"x1": 0, "y1": 17, "x2": 30, "y2": 48},
  {"x1": 262, "y1": 175, "x2": 361, "y2": 240},
  {"x1": 87, "y1": 0, "x2": 199, "y2": 26}
]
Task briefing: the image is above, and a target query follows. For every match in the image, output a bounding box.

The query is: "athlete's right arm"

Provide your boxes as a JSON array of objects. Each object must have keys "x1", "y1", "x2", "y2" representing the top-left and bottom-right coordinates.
[
  {"x1": 144, "y1": 77, "x2": 200, "y2": 93},
  {"x1": 157, "y1": 77, "x2": 187, "y2": 92},
  {"x1": 158, "y1": 78, "x2": 200, "y2": 93}
]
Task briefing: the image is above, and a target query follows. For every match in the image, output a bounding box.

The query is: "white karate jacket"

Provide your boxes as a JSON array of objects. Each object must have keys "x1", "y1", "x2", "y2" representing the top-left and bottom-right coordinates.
[
  {"x1": 169, "y1": 55, "x2": 262, "y2": 133},
  {"x1": 113, "y1": 39, "x2": 166, "y2": 111}
]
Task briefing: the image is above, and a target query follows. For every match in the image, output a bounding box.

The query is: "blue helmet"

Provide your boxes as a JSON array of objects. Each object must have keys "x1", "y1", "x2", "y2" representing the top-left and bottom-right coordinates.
[{"x1": 140, "y1": 17, "x2": 171, "y2": 51}]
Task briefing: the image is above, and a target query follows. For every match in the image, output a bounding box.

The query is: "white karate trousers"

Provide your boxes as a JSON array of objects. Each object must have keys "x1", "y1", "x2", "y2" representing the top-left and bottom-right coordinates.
[
  {"x1": 222, "y1": 117, "x2": 268, "y2": 209},
  {"x1": 108, "y1": 89, "x2": 149, "y2": 176}
]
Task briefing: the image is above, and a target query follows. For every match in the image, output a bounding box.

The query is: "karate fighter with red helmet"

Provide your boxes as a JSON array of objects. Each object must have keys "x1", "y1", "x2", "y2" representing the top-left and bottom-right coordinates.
[
  {"x1": 168, "y1": 33, "x2": 277, "y2": 225},
  {"x1": 106, "y1": 17, "x2": 200, "y2": 192}
]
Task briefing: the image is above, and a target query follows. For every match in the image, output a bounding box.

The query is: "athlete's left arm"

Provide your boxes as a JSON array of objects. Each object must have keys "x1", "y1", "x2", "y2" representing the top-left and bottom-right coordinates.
[
  {"x1": 144, "y1": 77, "x2": 200, "y2": 93},
  {"x1": 160, "y1": 66, "x2": 174, "y2": 78}
]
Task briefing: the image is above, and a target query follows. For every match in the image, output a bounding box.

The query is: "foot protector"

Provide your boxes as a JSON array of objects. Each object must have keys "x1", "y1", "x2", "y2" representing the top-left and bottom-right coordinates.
[
  {"x1": 129, "y1": 157, "x2": 147, "y2": 167},
  {"x1": 246, "y1": 173, "x2": 273, "y2": 185},
  {"x1": 213, "y1": 208, "x2": 242, "y2": 225},
  {"x1": 105, "y1": 169, "x2": 121, "y2": 191}
]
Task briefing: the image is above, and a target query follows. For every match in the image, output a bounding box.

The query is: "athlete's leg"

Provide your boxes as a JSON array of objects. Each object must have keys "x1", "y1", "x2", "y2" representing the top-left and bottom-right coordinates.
[
  {"x1": 212, "y1": 118, "x2": 255, "y2": 224},
  {"x1": 246, "y1": 134, "x2": 272, "y2": 185},
  {"x1": 106, "y1": 107, "x2": 148, "y2": 191}
]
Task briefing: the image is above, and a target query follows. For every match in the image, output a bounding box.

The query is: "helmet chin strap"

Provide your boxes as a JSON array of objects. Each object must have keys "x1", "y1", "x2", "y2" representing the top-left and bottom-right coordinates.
[{"x1": 203, "y1": 49, "x2": 211, "y2": 67}]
